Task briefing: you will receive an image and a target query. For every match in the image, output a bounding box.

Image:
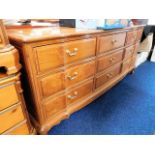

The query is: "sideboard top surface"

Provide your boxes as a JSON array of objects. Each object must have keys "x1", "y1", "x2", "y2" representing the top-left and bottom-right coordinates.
[{"x1": 7, "y1": 25, "x2": 144, "y2": 43}]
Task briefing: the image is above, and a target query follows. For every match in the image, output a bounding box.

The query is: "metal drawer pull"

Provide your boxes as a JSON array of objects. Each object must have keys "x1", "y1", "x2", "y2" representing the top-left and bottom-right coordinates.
[
  {"x1": 67, "y1": 91, "x2": 78, "y2": 100},
  {"x1": 12, "y1": 108, "x2": 17, "y2": 113},
  {"x1": 109, "y1": 57, "x2": 116, "y2": 62},
  {"x1": 66, "y1": 48, "x2": 78, "y2": 56},
  {"x1": 67, "y1": 72, "x2": 78, "y2": 80},
  {"x1": 111, "y1": 39, "x2": 117, "y2": 44},
  {"x1": 106, "y1": 73, "x2": 113, "y2": 78}
]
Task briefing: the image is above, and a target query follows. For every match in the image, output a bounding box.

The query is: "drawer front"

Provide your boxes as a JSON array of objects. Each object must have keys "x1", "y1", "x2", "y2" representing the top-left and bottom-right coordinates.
[
  {"x1": 34, "y1": 44, "x2": 64, "y2": 73},
  {"x1": 4, "y1": 122, "x2": 29, "y2": 135},
  {"x1": 44, "y1": 94, "x2": 66, "y2": 119},
  {"x1": 65, "y1": 38, "x2": 96, "y2": 63},
  {"x1": 130, "y1": 56, "x2": 137, "y2": 69},
  {"x1": 39, "y1": 72, "x2": 65, "y2": 98},
  {"x1": 126, "y1": 30, "x2": 137, "y2": 45},
  {"x1": 97, "y1": 49, "x2": 124, "y2": 73},
  {"x1": 65, "y1": 60, "x2": 95, "y2": 87},
  {"x1": 66, "y1": 79, "x2": 93, "y2": 105},
  {"x1": 0, "y1": 84, "x2": 19, "y2": 111},
  {"x1": 98, "y1": 33, "x2": 126, "y2": 53},
  {"x1": 0, "y1": 105, "x2": 25, "y2": 134},
  {"x1": 122, "y1": 59, "x2": 132, "y2": 73},
  {"x1": 124, "y1": 45, "x2": 135, "y2": 60},
  {"x1": 137, "y1": 28, "x2": 143, "y2": 41},
  {"x1": 95, "y1": 63, "x2": 122, "y2": 89},
  {"x1": 133, "y1": 43, "x2": 139, "y2": 56},
  {"x1": 0, "y1": 36, "x2": 2, "y2": 43}
]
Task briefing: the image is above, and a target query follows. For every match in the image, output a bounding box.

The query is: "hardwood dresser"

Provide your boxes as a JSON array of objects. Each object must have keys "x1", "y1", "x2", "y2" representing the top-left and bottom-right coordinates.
[
  {"x1": 0, "y1": 20, "x2": 35, "y2": 135},
  {"x1": 7, "y1": 25, "x2": 144, "y2": 134}
]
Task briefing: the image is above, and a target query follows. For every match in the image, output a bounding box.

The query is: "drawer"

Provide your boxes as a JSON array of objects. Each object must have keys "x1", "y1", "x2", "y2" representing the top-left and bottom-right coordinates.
[
  {"x1": 0, "y1": 105, "x2": 25, "y2": 134},
  {"x1": 98, "y1": 33, "x2": 126, "y2": 53},
  {"x1": 137, "y1": 28, "x2": 143, "y2": 41},
  {"x1": 130, "y1": 56, "x2": 137, "y2": 69},
  {"x1": 3, "y1": 122, "x2": 29, "y2": 135},
  {"x1": 0, "y1": 83, "x2": 19, "y2": 111},
  {"x1": 126, "y1": 30, "x2": 137, "y2": 45},
  {"x1": 124, "y1": 45, "x2": 135, "y2": 60},
  {"x1": 65, "y1": 60, "x2": 95, "y2": 87},
  {"x1": 34, "y1": 44, "x2": 64, "y2": 73},
  {"x1": 66, "y1": 79, "x2": 93, "y2": 105},
  {"x1": 44, "y1": 94, "x2": 66, "y2": 119},
  {"x1": 97, "y1": 49, "x2": 124, "y2": 73},
  {"x1": 122, "y1": 59, "x2": 132, "y2": 73},
  {"x1": 65, "y1": 38, "x2": 96, "y2": 63},
  {"x1": 34, "y1": 38, "x2": 96, "y2": 73},
  {"x1": 39, "y1": 72, "x2": 65, "y2": 98},
  {"x1": 0, "y1": 36, "x2": 2, "y2": 43},
  {"x1": 95, "y1": 63, "x2": 122, "y2": 89},
  {"x1": 133, "y1": 43, "x2": 139, "y2": 56}
]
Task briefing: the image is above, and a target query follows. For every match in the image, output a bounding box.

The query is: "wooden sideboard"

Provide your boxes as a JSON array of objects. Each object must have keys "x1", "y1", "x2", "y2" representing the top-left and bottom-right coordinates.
[
  {"x1": 0, "y1": 20, "x2": 35, "y2": 135},
  {"x1": 7, "y1": 25, "x2": 144, "y2": 134}
]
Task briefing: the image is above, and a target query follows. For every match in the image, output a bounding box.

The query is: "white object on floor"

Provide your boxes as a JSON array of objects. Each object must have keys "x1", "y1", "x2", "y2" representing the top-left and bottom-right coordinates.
[
  {"x1": 136, "y1": 33, "x2": 153, "y2": 67},
  {"x1": 151, "y1": 46, "x2": 155, "y2": 62},
  {"x1": 135, "y1": 52, "x2": 150, "y2": 67}
]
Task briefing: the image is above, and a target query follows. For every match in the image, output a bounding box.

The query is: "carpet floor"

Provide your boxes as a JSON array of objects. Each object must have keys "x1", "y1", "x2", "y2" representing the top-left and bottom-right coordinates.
[{"x1": 48, "y1": 61, "x2": 155, "y2": 135}]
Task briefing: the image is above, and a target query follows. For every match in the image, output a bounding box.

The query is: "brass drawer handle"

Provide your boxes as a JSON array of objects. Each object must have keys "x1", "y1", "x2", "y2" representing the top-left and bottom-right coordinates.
[
  {"x1": 67, "y1": 72, "x2": 78, "y2": 80},
  {"x1": 67, "y1": 91, "x2": 78, "y2": 100},
  {"x1": 12, "y1": 108, "x2": 17, "y2": 113},
  {"x1": 109, "y1": 57, "x2": 116, "y2": 63},
  {"x1": 106, "y1": 73, "x2": 113, "y2": 78},
  {"x1": 66, "y1": 48, "x2": 78, "y2": 56},
  {"x1": 111, "y1": 39, "x2": 117, "y2": 44}
]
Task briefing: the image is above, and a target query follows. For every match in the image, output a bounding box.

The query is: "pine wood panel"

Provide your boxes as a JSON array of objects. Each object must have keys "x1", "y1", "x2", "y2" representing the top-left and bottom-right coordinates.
[
  {"x1": 137, "y1": 28, "x2": 143, "y2": 41},
  {"x1": 0, "y1": 20, "x2": 10, "y2": 49},
  {"x1": 65, "y1": 38, "x2": 96, "y2": 63},
  {"x1": 130, "y1": 56, "x2": 137, "y2": 69},
  {"x1": 44, "y1": 94, "x2": 66, "y2": 119},
  {"x1": 34, "y1": 44, "x2": 64, "y2": 73},
  {"x1": 122, "y1": 59, "x2": 132, "y2": 73},
  {"x1": 0, "y1": 105, "x2": 25, "y2": 134},
  {"x1": 98, "y1": 33, "x2": 126, "y2": 53},
  {"x1": 65, "y1": 60, "x2": 95, "y2": 87},
  {"x1": 95, "y1": 63, "x2": 122, "y2": 89},
  {"x1": 124, "y1": 45, "x2": 135, "y2": 60},
  {"x1": 3, "y1": 122, "x2": 29, "y2": 135},
  {"x1": 126, "y1": 30, "x2": 137, "y2": 45},
  {"x1": 66, "y1": 79, "x2": 93, "y2": 105},
  {"x1": 0, "y1": 84, "x2": 19, "y2": 111},
  {"x1": 97, "y1": 49, "x2": 124, "y2": 73},
  {"x1": 0, "y1": 48, "x2": 21, "y2": 75},
  {"x1": 39, "y1": 72, "x2": 65, "y2": 98}
]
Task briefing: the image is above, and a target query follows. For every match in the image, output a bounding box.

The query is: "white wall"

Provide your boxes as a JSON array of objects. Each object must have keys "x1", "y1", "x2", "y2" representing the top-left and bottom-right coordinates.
[{"x1": 148, "y1": 19, "x2": 155, "y2": 25}]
